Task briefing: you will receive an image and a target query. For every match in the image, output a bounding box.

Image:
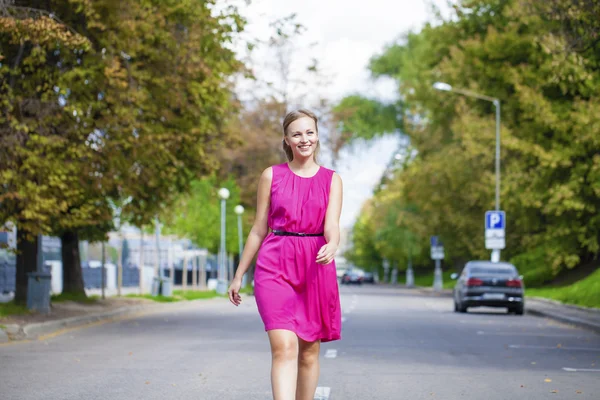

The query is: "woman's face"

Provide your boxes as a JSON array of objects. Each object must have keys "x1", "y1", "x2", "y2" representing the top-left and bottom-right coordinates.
[{"x1": 285, "y1": 117, "x2": 318, "y2": 160}]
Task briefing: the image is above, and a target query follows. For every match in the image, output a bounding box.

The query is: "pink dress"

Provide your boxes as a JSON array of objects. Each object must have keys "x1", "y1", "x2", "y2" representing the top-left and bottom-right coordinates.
[{"x1": 254, "y1": 163, "x2": 342, "y2": 342}]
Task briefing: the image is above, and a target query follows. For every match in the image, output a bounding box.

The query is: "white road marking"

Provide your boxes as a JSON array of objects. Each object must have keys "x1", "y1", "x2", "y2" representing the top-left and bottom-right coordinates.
[
  {"x1": 324, "y1": 349, "x2": 337, "y2": 359},
  {"x1": 563, "y1": 367, "x2": 600, "y2": 373},
  {"x1": 314, "y1": 386, "x2": 331, "y2": 400},
  {"x1": 509, "y1": 344, "x2": 600, "y2": 352},
  {"x1": 477, "y1": 331, "x2": 590, "y2": 338}
]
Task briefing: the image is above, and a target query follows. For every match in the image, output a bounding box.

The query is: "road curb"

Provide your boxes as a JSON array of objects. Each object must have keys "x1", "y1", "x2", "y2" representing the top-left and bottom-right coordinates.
[
  {"x1": 22, "y1": 304, "x2": 153, "y2": 340},
  {"x1": 0, "y1": 327, "x2": 8, "y2": 343},
  {"x1": 415, "y1": 286, "x2": 600, "y2": 334},
  {"x1": 525, "y1": 306, "x2": 600, "y2": 335},
  {"x1": 526, "y1": 296, "x2": 600, "y2": 314},
  {"x1": 4, "y1": 297, "x2": 227, "y2": 342}
]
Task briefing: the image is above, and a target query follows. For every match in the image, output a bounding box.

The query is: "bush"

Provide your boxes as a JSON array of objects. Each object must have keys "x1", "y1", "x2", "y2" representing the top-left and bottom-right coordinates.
[{"x1": 510, "y1": 245, "x2": 556, "y2": 287}]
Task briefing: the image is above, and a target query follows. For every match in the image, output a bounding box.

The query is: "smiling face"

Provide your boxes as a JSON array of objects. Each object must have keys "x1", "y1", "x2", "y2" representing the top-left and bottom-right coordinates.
[{"x1": 284, "y1": 116, "x2": 319, "y2": 161}]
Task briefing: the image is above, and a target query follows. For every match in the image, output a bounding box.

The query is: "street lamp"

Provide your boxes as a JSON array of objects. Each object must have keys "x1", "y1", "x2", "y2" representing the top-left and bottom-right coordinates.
[
  {"x1": 433, "y1": 81, "x2": 502, "y2": 261},
  {"x1": 234, "y1": 205, "x2": 245, "y2": 286},
  {"x1": 216, "y1": 187, "x2": 230, "y2": 294}
]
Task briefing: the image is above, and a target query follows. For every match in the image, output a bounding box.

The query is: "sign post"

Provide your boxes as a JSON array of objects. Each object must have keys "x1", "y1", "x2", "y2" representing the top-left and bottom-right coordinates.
[
  {"x1": 430, "y1": 236, "x2": 444, "y2": 291},
  {"x1": 485, "y1": 211, "x2": 505, "y2": 262}
]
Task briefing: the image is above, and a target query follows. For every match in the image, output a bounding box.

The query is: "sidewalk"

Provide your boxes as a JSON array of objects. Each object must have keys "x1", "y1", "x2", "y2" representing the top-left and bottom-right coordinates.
[
  {"x1": 416, "y1": 286, "x2": 600, "y2": 334},
  {"x1": 0, "y1": 290, "x2": 226, "y2": 344}
]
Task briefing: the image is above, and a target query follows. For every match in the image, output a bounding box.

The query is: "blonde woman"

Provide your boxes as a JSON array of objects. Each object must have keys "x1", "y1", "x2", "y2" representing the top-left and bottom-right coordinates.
[{"x1": 228, "y1": 109, "x2": 343, "y2": 400}]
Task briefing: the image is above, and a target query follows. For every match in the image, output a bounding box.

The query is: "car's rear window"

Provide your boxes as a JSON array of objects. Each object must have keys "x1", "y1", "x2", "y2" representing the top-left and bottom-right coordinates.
[{"x1": 470, "y1": 267, "x2": 516, "y2": 275}]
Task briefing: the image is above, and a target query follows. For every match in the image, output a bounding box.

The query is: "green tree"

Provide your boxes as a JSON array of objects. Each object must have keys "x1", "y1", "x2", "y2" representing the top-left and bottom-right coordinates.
[
  {"x1": 335, "y1": 0, "x2": 600, "y2": 284},
  {"x1": 0, "y1": 0, "x2": 247, "y2": 302},
  {"x1": 163, "y1": 176, "x2": 245, "y2": 255}
]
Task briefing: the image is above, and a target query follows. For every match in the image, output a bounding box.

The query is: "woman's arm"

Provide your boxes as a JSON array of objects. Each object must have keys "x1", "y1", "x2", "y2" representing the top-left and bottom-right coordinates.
[
  {"x1": 233, "y1": 167, "x2": 272, "y2": 280},
  {"x1": 316, "y1": 172, "x2": 343, "y2": 265}
]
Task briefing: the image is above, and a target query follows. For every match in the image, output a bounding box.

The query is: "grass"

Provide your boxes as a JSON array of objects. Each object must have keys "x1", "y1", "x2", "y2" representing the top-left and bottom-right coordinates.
[
  {"x1": 122, "y1": 284, "x2": 256, "y2": 303},
  {"x1": 124, "y1": 294, "x2": 181, "y2": 303},
  {"x1": 410, "y1": 270, "x2": 456, "y2": 290},
  {"x1": 0, "y1": 301, "x2": 31, "y2": 318},
  {"x1": 51, "y1": 292, "x2": 99, "y2": 304},
  {"x1": 173, "y1": 289, "x2": 220, "y2": 301},
  {"x1": 526, "y1": 267, "x2": 600, "y2": 309}
]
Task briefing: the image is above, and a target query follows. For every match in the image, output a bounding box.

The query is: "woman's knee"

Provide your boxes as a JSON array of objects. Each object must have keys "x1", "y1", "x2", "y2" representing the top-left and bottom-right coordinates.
[
  {"x1": 298, "y1": 342, "x2": 320, "y2": 367},
  {"x1": 269, "y1": 331, "x2": 298, "y2": 361}
]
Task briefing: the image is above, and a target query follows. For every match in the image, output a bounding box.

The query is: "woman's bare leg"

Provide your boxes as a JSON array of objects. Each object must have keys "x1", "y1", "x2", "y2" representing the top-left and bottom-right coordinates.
[
  {"x1": 268, "y1": 330, "x2": 299, "y2": 400},
  {"x1": 296, "y1": 338, "x2": 321, "y2": 400}
]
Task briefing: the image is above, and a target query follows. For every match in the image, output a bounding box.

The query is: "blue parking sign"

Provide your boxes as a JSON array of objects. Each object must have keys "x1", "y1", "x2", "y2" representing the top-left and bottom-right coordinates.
[{"x1": 485, "y1": 211, "x2": 505, "y2": 230}]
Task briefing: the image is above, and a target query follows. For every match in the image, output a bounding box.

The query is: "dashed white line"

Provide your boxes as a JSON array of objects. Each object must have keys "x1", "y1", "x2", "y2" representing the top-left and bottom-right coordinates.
[
  {"x1": 509, "y1": 344, "x2": 600, "y2": 352},
  {"x1": 563, "y1": 367, "x2": 600, "y2": 373},
  {"x1": 324, "y1": 349, "x2": 337, "y2": 359},
  {"x1": 314, "y1": 386, "x2": 331, "y2": 400}
]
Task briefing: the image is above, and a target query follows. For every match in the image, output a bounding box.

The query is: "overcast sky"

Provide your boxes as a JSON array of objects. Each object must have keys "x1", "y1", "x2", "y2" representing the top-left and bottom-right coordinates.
[{"x1": 236, "y1": 0, "x2": 452, "y2": 228}]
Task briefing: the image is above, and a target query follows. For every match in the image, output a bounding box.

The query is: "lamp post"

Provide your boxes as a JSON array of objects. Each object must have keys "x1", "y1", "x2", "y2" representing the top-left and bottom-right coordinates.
[
  {"x1": 216, "y1": 187, "x2": 230, "y2": 294},
  {"x1": 433, "y1": 82, "x2": 502, "y2": 261},
  {"x1": 234, "y1": 205, "x2": 245, "y2": 287}
]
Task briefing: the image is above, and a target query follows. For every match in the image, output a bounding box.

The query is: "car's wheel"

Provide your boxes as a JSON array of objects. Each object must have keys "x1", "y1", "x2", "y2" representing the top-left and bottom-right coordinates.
[
  {"x1": 457, "y1": 300, "x2": 468, "y2": 313},
  {"x1": 454, "y1": 301, "x2": 459, "y2": 312},
  {"x1": 514, "y1": 305, "x2": 524, "y2": 315}
]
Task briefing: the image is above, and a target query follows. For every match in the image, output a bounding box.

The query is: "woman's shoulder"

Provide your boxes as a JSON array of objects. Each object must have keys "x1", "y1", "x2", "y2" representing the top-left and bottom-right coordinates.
[
  {"x1": 319, "y1": 165, "x2": 338, "y2": 177},
  {"x1": 261, "y1": 163, "x2": 287, "y2": 180}
]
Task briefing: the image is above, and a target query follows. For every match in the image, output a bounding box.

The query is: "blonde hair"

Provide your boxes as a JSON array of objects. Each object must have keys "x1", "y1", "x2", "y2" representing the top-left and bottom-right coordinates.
[{"x1": 282, "y1": 109, "x2": 320, "y2": 162}]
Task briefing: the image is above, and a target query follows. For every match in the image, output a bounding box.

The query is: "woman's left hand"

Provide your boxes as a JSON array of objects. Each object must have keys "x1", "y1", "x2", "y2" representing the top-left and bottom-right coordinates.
[{"x1": 316, "y1": 243, "x2": 337, "y2": 265}]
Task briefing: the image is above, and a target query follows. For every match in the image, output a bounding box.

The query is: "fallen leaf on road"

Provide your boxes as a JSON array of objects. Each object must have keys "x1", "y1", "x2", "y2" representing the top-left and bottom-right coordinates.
[
  {"x1": 172, "y1": 384, "x2": 176, "y2": 387},
  {"x1": 545, "y1": 379, "x2": 552, "y2": 383},
  {"x1": 531, "y1": 362, "x2": 536, "y2": 365},
  {"x1": 520, "y1": 385, "x2": 525, "y2": 388},
  {"x1": 551, "y1": 390, "x2": 558, "y2": 393},
  {"x1": 556, "y1": 343, "x2": 562, "y2": 348},
  {"x1": 128, "y1": 352, "x2": 133, "y2": 356},
  {"x1": 576, "y1": 390, "x2": 583, "y2": 394},
  {"x1": 145, "y1": 381, "x2": 150, "y2": 385}
]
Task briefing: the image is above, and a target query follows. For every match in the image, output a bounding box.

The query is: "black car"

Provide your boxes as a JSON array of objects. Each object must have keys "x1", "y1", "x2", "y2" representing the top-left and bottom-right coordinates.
[
  {"x1": 362, "y1": 272, "x2": 375, "y2": 283},
  {"x1": 452, "y1": 261, "x2": 525, "y2": 315},
  {"x1": 341, "y1": 270, "x2": 363, "y2": 285}
]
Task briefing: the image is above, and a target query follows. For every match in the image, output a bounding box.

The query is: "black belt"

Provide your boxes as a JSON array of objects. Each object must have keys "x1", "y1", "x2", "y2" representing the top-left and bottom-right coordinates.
[{"x1": 272, "y1": 230, "x2": 323, "y2": 237}]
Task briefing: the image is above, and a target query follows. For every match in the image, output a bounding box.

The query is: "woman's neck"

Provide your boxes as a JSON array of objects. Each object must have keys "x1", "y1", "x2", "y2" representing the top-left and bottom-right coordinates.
[{"x1": 289, "y1": 157, "x2": 318, "y2": 171}]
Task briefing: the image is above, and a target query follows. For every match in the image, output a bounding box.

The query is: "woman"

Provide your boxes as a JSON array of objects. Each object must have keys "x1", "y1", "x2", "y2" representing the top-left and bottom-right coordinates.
[{"x1": 228, "y1": 108, "x2": 343, "y2": 400}]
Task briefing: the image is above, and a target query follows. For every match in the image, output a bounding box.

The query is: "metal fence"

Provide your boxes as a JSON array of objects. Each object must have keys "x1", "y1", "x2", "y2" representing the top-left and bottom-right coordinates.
[{"x1": 0, "y1": 262, "x2": 16, "y2": 294}]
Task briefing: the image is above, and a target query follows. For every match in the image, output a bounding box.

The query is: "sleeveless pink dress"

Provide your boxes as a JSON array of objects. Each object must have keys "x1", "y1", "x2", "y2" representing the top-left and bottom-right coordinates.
[{"x1": 254, "y1": 163, "x2": 342, "y2": 342}]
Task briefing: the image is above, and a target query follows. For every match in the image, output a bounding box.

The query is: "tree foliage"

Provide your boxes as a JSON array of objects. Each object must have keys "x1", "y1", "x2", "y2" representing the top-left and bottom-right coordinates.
[
  {"x1": 338, "y1": 0, "x2": 600, "y2": 283},
  {"x1": 0, "y1": 0, "x2": 246, "y2": 301}
]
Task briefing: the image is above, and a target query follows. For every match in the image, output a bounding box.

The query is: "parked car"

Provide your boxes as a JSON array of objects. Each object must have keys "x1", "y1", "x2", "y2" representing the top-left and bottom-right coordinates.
[
  {"x1": 452, "y1": 261, "x2": 525, "y2": 315},
  {"x1": 341, "y1": 269, "x2": 363, "y2": 285},
  {"x1": 362, "y1": 272, "x2": 375, "y2": 283}
]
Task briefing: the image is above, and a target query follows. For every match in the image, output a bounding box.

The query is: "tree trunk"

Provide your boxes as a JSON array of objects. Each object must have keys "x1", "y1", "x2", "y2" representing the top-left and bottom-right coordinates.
[
  {"x1": 15, "y1": 228, "x2": 38, "y2": 305},
  {"x1": 61, "y1": 230, "x2": 86, "y2": 296}
]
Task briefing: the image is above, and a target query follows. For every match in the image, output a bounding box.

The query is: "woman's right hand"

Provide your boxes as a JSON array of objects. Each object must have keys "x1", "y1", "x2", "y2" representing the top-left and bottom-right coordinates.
[{"x1": 228, "y1": 277, "x2": 243, "y2": 306}]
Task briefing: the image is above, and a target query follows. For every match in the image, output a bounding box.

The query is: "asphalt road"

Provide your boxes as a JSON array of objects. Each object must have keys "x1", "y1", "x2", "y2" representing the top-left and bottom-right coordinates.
[{"x1": 1, "y1": 285, "x2": 599, "y2": 399}]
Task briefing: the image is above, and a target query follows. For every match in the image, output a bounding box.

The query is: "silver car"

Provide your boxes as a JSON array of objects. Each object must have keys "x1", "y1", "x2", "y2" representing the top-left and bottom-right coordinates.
[{"x1": 452, "y1": 261, "x2": 525, "y2": 315}]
